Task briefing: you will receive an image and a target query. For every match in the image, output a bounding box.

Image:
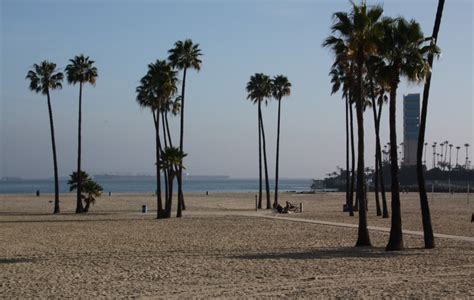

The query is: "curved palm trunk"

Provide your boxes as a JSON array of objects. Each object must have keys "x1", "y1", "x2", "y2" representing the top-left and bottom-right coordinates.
[
  {"x1": 259, "y1": 107, "x2": 271, "y2": 209},
  {"x1": 345, "y1": 96, "x2": 350, "y2": 210},
  {"x1": 177, "y1": 68, "x2": 187, "y2": 214},
  {"x1": 166, "y1": 173, "x2": 174, "y2": 218},
  {"x1": 274, "y1": 97, "x2": 282, "y2": 208},
  {"x1": 349, "y1": 99, "x2": 355, "y2": 216},
  {"x1": 153, "y1": 110, "x2": 164, "y2": 219},
  {"x1": 377, "y1": 101, "x2": 389, "y2": 218},
  {"x1": 165, "y1": 112, "x2": 173, "y2": 148},
  {"x1": 75, "y1": 83, "x2": 84, "y2": 214},
  {"x1": 370, "y1": 81, "x2": 382, "y2": 216},
  {"x1": 258, "y1": 101, "x2": 263, "y2": 209},
  {"x1": 417, "y1": 0, "x2": 444, "y2": 249},
  {"x1": 46, "y1": 91, "x2": 60, "y2": 214},
  {"x1": 386, "y1": 83, "x2": 403, "y2": 251},
  {"x1": 355, "y1": 55, "x2": 371, "y2": 247}
]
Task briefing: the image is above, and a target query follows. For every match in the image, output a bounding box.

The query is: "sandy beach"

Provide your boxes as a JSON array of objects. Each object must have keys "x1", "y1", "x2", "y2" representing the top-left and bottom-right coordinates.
[{"x1": 1, "y1": 192, "x2": 473, "y2": 298}]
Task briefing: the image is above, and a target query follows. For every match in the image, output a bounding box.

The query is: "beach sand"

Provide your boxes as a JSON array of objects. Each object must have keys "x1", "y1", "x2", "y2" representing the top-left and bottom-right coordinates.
[{"x1": 1, "y1": 192, "x2": 473, "y2": 298}]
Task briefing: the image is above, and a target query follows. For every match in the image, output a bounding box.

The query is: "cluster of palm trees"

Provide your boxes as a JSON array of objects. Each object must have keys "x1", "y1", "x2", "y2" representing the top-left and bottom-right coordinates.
[
  {"x1": 427, "y1": 141, "x2": 471, "y2": 170},
  {"x1": 135, "y1": 39, "x2": 202, "y2": 219},
  {"x1": 324, "y1": 0, "x2": 445, "y2": 250},
  {"x1": 246, "y1": 74, "x2": 291, "y2": 210},
  {"x1": 26, "y1": 55, "x2": 98, "y2": 214}
]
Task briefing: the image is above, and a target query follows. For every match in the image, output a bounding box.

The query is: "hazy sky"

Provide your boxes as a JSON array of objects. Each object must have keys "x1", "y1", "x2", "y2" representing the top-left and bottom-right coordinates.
[{"x1": 1, "y1": 0, "x2": 473, "y2": 179}]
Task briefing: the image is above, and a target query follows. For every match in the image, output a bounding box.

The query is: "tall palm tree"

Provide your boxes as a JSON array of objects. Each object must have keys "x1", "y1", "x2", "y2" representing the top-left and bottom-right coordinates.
[
  {"x1": 168, "y1": 39, "x2": 202, "y2": 212},
  {"x1": 324, "y1": 1, "x2": 384, "y2": 247},
  {"x1": 246, "y1": 73, "x2": 272, "y2": 209},
  {"x1": 465, "y1": 143, "x2": 470, "y2": 168},
  {"x1": 456, "y1": 146, "x2": 461, "y2": 167},
  {"x1": 448, "y1": 144, "x2": 453, "y2": 170},
  {"x1": 136, "y1": 60, "x2": 178, "y2": 219},
  {"x1": 380, "y1": 17, "x2": 433, "y2": 251},
  {"x1": 26, "y1": 61, "x2": 63, "y2": 214},
  {"x1": 416, "y1": 0, "x2": 445, "y2": 249},
  {"x1": 65, "y1": 54, "x2": 98, "y2": 214},
  {"x1": 327, "y1": 48, "x2": 356, "y2": 216},
  {"x1": 271, "y1": 75, "x2": 291, "y2": 208}
]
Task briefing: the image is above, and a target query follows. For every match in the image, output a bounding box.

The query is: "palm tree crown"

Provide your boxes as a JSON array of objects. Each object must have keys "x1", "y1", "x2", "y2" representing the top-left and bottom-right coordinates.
[
  {"x1": 246, "y1": 73, "x2": 272, "y2": 104},
  {"x1": 26, "y1": 61, "x2": 63, "y2": 94},
  {"x1": 65, "y1": 54, "x2": 98, "y2": 85},
  {"x1": 168, "y1": 39, "x2": 202, "y2": 71},
  {"x1": 136, "y1": 60, "x2": 178, "y2": 110},
  {"x1": 271, "y1": 75, "x2": 291, "y2": 100}
]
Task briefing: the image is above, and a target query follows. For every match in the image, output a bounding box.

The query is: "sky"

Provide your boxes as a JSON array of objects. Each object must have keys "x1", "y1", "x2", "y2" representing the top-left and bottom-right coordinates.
[{"x1": 1, "y1": 0, "x2": 473, "y2": 179}]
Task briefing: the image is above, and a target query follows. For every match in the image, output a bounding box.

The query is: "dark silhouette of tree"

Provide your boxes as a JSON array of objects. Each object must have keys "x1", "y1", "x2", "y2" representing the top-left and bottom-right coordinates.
[
  {"x1": 159, "y1": 147, "x2": 187, "y2": 218},
  {"x1": 67, "y1": 171, "x2": 103, "y2": 213},
  {"x1": 26, "y1": 61, "x2": 63, "y2": 214},
  {"x1": 136, "y1": 60, "x2": 178, "y2": 219},
  {"x1": 271, "y1": 75, "x2": 291, "y2": 208},
  {"x1": 246, "y1": 73, "x2": 272, "y2": 209},
  {"x1": 380, "y1": 17, "x2": 436, "y2": 251},
  {"x1": 324, "y1": 2, "x2": 384, "y2": 246},
  {"x1": 65, "y1": 54, "x2": 98, "y2": 214},
  {"x1": 168, "y1": 39, "x2": 202, "y2": 213},
  {"x1": 416, "y1": 0, "x2": 445, "y2": 249}
]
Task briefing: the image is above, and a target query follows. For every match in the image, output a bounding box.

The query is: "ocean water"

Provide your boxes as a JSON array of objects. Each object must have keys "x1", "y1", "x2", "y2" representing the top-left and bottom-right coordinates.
[{"x1": 0, "y1": 177, "x2": 313, "y2": 194}]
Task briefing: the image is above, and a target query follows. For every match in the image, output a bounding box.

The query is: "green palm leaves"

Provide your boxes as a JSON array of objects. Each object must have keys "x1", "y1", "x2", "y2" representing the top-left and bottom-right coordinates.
[
  {"x1": 246, "y1": 73, "x2": 272, "y2": 103},
  {"x1": 26, "y1": 61, "x2": 64, "y2": 95}
]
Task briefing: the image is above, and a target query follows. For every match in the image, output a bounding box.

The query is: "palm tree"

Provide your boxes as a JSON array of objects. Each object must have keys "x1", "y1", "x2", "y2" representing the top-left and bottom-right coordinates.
[
  {"x1": 448, "y1": 144, "x2": 453, "y2": 170},
  {"x1": 465, "y1": 143, "x2": 470, "y2": 168},
  {"x1": 168, "y1": 39, "x2": 202, "y2": 212},
  {"x1": 246, "y1": 73, "x2": 272, "y2": 209},
  {"x1": 456, "y1": 146, "x2": 461, "y2": 167},
  {"x1": 67, "y1": 171, "x2": 103, "y2": 213},
  {"x1": 26, "y1": 61, "x2": 63, "y2": 214},
  {"x1": 416, "y1": 0, "x2": 445, "y2": 249},
  {"x1": 65, "y1": 54, "x2": 98, "y2": 214},
  {"x1": 159, "y1": 147, "x2": 187, "y2": 218},
  {"x1": 136, "y1": 60, "x2": 178, "y2": 219},
  {"x1": 271, "y1": 75, "x2": 291, "y2": 208},
  {"x1": 324, "y1": 1, "x2": 384, "y2": 247},
  {"x1": 380, "y1": 17, "x2": 434, "y2": 251}
]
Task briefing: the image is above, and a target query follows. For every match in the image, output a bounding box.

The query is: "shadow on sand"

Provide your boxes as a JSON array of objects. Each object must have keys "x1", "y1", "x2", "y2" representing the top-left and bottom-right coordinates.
[
  {"x1": 0, "y1": 258, "x2": 37, "y2": 264},
  {"x1": 233, "y1": 247, "x2": 420, "y2": 260}
]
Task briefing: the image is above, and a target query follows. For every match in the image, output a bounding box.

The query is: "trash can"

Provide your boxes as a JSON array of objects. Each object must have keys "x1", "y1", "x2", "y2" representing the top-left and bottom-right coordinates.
[{"x1": 142, "y1": 205, "x2": 148, "y2": 213}]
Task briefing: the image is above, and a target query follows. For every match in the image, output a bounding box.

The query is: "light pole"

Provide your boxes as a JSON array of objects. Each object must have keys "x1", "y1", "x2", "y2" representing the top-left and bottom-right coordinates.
[
  {"x1": 449, "y1": 144, "x2": 453, "y2": 170},
  {"x1": 424, "y1": 142, "x2": 428, "y2": 166}
]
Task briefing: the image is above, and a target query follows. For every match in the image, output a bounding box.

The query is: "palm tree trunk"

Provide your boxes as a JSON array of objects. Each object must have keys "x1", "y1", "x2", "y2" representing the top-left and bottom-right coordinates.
[
  {"x1": 349, "y1": 99, "x2": 355, "y2": 216},
  {"x1": 177, "y1": 68, "x2": 187, "y2": 213},
  {"x1": 370, "y1": 81, "x2": 382, "y2": 217},
  {"x1": 386, "y1": 83, "x2": 403, "y2": 251},
  {"x1": 274, "y1": 97, "x2": 282, "y2": 208},
  {"x1": 76, "y1": 82, "x2": 84, "y2": 214},
  {"x1": 165, "y1": 112, "x2": 173, "y2": 148},
  {"x1": 416, "y1": 0, "x2": 444, "y2": 249},
  {"x1": 355, "y1": 55, "x2": 371, "y2": 247},
  {"x1": 345, "y1": 96, "x2": 350, "y2": 211},
  {"x1": 46, "y1": 90, "x2": 60, "y2": 214},
  {"x1": 258, "y1": 101, "x2": 263, "y2": 209},
  {"x1": 259, "y1": 106, "x2": 271, "y2": 209},
  {"x1": 377, "y1": 101, "x2": 389, "y2": 218},
  {"x1": 161, "y1": 111, "x2": 168, "y2": 149},
  {"x1": 153, "y1": 110, "x2": 163, "y2": 219},
  {"x1": 166, "y1": 173, "x2": 174, "y2": 218}
]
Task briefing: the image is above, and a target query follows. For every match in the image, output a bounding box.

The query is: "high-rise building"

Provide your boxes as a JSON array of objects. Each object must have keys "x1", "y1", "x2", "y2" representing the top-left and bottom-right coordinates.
[{"x1": 403, "y1": 93, "x2": 420, "y2": 166}]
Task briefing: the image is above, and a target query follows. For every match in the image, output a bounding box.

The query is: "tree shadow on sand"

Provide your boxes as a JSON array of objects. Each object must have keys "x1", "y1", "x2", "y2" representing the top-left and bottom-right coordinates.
[
  {"x1": 233, "y1": 247, "x2": 421, "y2": 260},
  {"x1": 0, "y1": 258, "x2": 37, "y2": 264}
]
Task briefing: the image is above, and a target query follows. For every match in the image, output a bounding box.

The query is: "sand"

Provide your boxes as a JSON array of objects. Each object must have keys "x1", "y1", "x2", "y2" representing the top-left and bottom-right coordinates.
[{"x1": 0, "y1": 192, "x2": 473, "y2": 298}]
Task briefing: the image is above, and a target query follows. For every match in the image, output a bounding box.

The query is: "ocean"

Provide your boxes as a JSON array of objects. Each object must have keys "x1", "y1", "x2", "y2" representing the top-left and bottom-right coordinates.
[{"x1": 0, "y1": 176, "x2": 313, "y2": 194}]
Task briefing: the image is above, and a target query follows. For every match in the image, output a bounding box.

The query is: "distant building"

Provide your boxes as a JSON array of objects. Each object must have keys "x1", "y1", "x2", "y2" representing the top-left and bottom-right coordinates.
[{"x1": 403, "y1": 93, "x2": 420, "y2": 166}]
